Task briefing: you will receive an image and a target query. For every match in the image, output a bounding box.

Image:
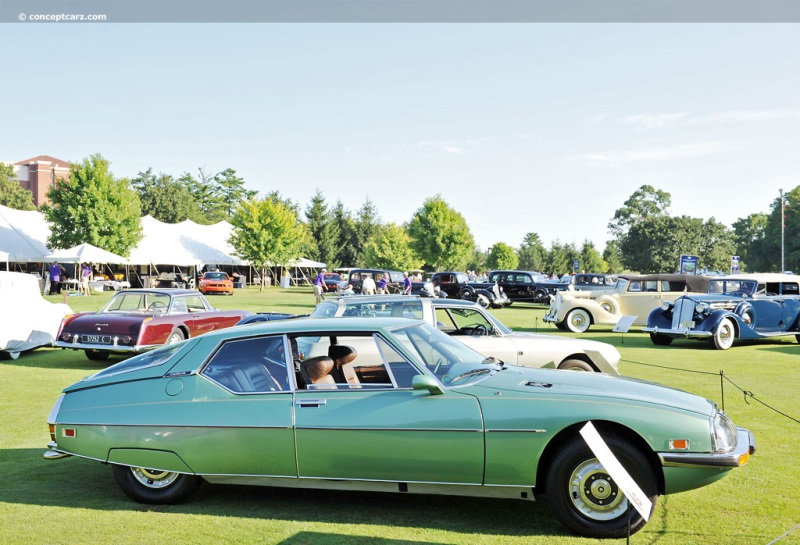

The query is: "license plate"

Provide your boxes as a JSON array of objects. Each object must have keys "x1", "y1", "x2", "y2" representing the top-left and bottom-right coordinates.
[
  {"x1": 679, "y1": 321, "x2": 695, "y2": 330},
  {"x1": 81, "y1": 334, "x2": 111, "y2": 344}
]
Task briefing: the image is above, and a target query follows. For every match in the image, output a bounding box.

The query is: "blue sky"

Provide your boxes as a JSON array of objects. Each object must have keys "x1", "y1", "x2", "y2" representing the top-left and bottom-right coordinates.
[{"x1": 3, "y1": 24, "x2": 798, "y2": 253}]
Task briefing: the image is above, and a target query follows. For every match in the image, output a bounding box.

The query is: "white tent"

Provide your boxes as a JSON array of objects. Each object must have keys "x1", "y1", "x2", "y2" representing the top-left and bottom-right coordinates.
[
  {"x1": 43, "y1": 243, "x2": 129, "y2": 264},
  {"x1": 128, "y1": 216, "x2": 244, "y2": 266},
  {"x1": 0, "y1": 204, "x2": 50, "y2": 262},
  {"x1": 0, "y1": 250, "x2": 8, "y2": 270}
]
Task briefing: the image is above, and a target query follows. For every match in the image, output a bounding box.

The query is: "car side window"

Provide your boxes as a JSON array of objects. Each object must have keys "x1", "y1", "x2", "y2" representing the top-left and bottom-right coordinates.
[
  {"x1": 171, "y1": 298, "x2": 188, "y2": 313},
  {"x1": 202, "y1": 336, "x2": 290, "y2": 393},
  {"x1": 184, "y1": 295, "x2": 208, "y2": 312}
]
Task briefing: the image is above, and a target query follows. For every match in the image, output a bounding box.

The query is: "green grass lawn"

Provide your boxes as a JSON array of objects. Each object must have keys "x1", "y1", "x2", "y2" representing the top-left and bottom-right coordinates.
[{"x1": 2, "y1": 287, "x2": 798, "y2": 544}]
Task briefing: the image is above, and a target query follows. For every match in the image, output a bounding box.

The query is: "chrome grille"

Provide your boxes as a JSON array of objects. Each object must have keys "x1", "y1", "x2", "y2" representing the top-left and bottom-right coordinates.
[{"x1": 671, "y1": 299, "x2": 696, "y2": 330}]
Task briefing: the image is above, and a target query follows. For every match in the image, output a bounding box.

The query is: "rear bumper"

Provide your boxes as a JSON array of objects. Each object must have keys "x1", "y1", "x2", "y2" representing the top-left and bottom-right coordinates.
[{"x1": 53, "y1": 340, "x2": 156, "y2": 352}]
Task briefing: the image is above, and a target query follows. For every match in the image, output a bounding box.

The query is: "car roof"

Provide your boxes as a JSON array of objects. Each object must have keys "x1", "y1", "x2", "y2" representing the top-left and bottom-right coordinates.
[
  {"x1": 113, "y1": 288, "x2": 199, "y2": 296},
  {"x1": 617, "y1": 274, "x2": 709, "y2": 292},
  {"x1": 329, "y1": 294, "x2": 477, "y2": 308},
  {"x1": 223, "y1": 316, "x2": 421, "y2": 339}
]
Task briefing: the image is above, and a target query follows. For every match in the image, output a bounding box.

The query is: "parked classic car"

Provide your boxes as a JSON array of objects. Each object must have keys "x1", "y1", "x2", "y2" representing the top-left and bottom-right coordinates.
[
  {"x1": 198, "y1": 271, "x2": 234, "y2": 296},
  {"x1": 644, "y1": 273, "x2": 800, "y2": 349},
  {"x1": 321, "y1": 272, "x2": 342, "y2": 290},
  {"x1": 488, "y1": 270, "x2": 568, "y2": 304},
  {"x1": 543, "y1": 274, "x2": 709, "y2": 333},
  {"x1": 45, "y1": 317, "x2": 755, "y2": 538},
  {"x1": 430, "y1": 271, "x2": 510, "y2": 308},
  {"x1": 0, "y1": 271, "x2": 72, "y2": 360},
  {"x1": 54, "y1": 288, "x2": 251, "y2": 360},
  {"x1": 343, "y1": 268, "x2": 434, "y2": 297},
  {"x1": 311, "y1": 295, "x2": 620, "y2": 373}
]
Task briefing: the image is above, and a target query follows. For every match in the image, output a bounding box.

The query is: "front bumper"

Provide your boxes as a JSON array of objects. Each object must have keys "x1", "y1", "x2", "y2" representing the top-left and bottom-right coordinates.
[
  {"x1": 642, "y1": 326, "x2": 713, "y2": 339},
  {"x1": 659, "y1": 428, "x2": 755, "y2": 468}
]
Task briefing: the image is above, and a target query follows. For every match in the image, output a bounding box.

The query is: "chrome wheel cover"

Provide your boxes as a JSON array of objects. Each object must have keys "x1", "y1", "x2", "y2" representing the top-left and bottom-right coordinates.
[
  {"x1": 130, "y1": 467, "x2": 180, "y2": 489},
  {"x1": 568, "y1": 459, "x2": 627, "y2": 521},
  {"x1": 167, "y1": 333, "x2": 183, "y2": 344},
  {"x1": 568, "y1": 310, "x2": 590, "y2": 332},
  {"x1": 717, "y1": 322, "x2": 734, "y2": 347}
]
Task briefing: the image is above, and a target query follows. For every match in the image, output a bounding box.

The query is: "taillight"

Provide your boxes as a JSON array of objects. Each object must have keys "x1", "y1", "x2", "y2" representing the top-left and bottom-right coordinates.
[{"x1": 61, "y1": 332, "x2": 72, "y2": 341}]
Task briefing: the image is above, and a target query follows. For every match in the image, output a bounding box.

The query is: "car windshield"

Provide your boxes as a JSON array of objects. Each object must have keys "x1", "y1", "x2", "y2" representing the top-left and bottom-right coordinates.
[
  {"x1": 386, "y1": 322, "x2": 500, "y2": 387},
  {"x1": 204, "y1": 272, "x2": 228, "y2": 280},
  {"x1": 101, "y1": 292, "x2": 171, "y2": 313},
  {"x1": 85, "y1": 342, "x2": 186, "y2": 381},
  {"x1": 708, "y1": 279, "x2": 758, "y2": 296}
]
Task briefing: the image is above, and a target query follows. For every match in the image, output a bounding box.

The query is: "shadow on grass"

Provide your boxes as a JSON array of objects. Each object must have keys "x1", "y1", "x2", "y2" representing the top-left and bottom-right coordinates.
[
  {"x1": 4, "y1": 448, "x2": 565, "y2": 539},
  {"x1": 277, "y1": 533, "x2": 450, "y2": 544},
  {"x1": 1, "y1": 347, "x2": 118, "y2": 371}
]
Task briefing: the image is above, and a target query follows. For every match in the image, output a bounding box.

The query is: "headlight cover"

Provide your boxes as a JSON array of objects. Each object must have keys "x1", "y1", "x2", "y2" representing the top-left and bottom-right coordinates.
[
  {"x1": 695, "y1": 302, "x2": 710, "y2": 314},
  {"x1": 711, "y1": 411, "x2": 737, "y2": 453}
]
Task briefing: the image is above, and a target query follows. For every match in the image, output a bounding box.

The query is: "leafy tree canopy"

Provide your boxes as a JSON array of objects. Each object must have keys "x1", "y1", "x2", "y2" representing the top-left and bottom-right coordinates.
[
  {"x1": 486, "y1": 242, "x2": 518, "y2": 270},
  {"x1": 132, "y1": 168, "x2": 204, "y2": 223},
  {"x1": 732, "y1": 213, "x2": 769, "y2": 273},
  {"x1": 608, "y1": 184, "x2": 671, "y2": 239},
  {"x1": 0, "y1": 163, "x2": 35, "y2": 211},
  {"x1": 516, "y1": 232, "x2": 546, "y2": 272},
  {"x1": 363, "y1": 223, "x2": 422, "y2": 271},
  {"x1": 578, "y1": 240, "x2": 608, "y2": 273},
  {"x1": 407, "y1": 195, "x2": 475, "y2": 271},
  {"x1": 42, "y1": 154, "x2": 141, "y2": 256}
]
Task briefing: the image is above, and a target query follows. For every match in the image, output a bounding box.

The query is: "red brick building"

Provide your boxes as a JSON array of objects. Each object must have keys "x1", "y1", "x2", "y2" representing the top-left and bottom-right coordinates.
[{"x1": 12, "y1": 155, "x2": 71, "y2": 207}]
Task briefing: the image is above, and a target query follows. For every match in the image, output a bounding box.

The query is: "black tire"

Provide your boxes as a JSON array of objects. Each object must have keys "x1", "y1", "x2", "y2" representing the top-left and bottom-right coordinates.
[
  {"x1": 711, "y1": 318, "x2": 735, "y2": 350},
  {"x1": 85, "y1": 349, "x2": 110, "y2": 361},
  {"x1": 112, "y1": 464, "x2": 202, "y2": 504},
  {"x1": 649, "y1": 333, "x2": 673, "y2": 346},
  {"x1": 557, "y1": 358, "x2": 594, "y2": 372},
  {"x1": 458, "y1": 287, "x2": 474, "y2": 300},
  {"x1": 534, "y1": 290, "x2": 548, "y2": 304},
  {"x1": 166, "y1": 329, "x2": 186, "y2": 345},
  {"x1": 545, "y1": 434, "x2": 658, "y2": 539},
  {"x1": 555, "y1": 321, "x2": 568, "y2": 331}
]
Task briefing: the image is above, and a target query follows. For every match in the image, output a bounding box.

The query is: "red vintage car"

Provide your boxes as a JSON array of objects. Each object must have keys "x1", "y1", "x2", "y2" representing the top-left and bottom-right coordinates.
[
  {"x1": 54, "y1": 289, "x2": 251, "y2": 361},
  {"x1": 198, "y1": 271, "x2": 234, "y2": 295}
]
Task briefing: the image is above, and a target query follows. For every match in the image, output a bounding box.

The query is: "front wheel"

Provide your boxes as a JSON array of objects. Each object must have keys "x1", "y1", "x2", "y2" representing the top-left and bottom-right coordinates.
[
  {"x1": 545, "y1": 434, "x2": 658, "y2": 538},
  {"x1": 166, "y1": 329, "x2": 186, "y2": 345},
  {"x1": 112, "y1": 464, "x2": 201, "y2": 504},
  {"x1": 566, "y1": 309, "x2": 591, "y2": 333},
  {"x1": 557, "y1": 358, "x2": 594, "y2": 372},
  {"x1": 649, "y1": 333, "x2": 673, "y2": 346},
  {"x1": 711, "y1": 318, "x2": 735, "y2": 350},
  {"x1": 476, "y1": 294, "x2": 490, "y2": 308}
]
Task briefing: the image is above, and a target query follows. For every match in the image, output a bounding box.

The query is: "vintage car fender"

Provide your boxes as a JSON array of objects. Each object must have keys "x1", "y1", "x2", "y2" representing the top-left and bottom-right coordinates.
[{"x1": 555, "y1": 298, "x2": 620, "y2": 326}]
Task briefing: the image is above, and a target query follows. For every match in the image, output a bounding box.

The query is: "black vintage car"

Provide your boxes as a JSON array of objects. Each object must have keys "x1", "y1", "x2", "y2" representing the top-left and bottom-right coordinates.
[
  {"x1": 488, "y1": 270, "x2": 569, "y2": 304},
  {"x1": 430, "y1": 271, "x2": 510, "y2": 308},
  {"x1": 345, "y1": 269, "x2": 434, "y2": 297}
]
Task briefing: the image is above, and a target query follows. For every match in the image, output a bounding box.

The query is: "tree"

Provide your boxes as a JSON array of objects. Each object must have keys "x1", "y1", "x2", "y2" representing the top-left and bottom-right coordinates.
[
  {"x1": 486, "y1": 242, "x2": 518, "y2": 270},
  {"x1": 213, "y1": 168, "x2": 257, "y2": 218},
  {"x1": 332, "y1": 200, "x2": 358, "y2": 266},
  {"x1": 181, "y1": 167, "x2": 225, "y2": 224},
  {"x1": 516, "y1": 232, "x2": 546, "y2": 272},
  {"x1": 132, "y1": 168, "x2": 203, "y2": 223},
  {"x1": 732, "y1": 213, "x2": 769, "y2": 272},
  {"x1": 363, "y1": 223, "x2": 422, "y2": 271},
  {"x1": 545, "y1": 239, "x2": 578, "y2": 276},
  {"x1": 354, "y1": 198, "x2": 382, "y2": 266},
  {"x1": 608, "y1": 185, "x2": 671, "y2": 239},
  {"x1": 42, "y1": 154, "x2": 142, "y2": 256},
  {"x1": 579, "y1": 240, "x2": 608, "y2": 273},
  {"x1": 698, "y1": 218, "x2": 737, "y2": 272},
  {"x1": 762, "y1": 186, "x2": 800, "y2": 273},
  {"x1": 602, "y1": 240, "x2": 625, "y2": 273},
  {"x1": 464, "y1": 246, "x2": 487, "y2": 274},
  {"x1": 0, "y1": 163, "x2": 35, "y2": 210},
  {"x1": 229, "y1": 195, "x2": 306, "y2": 291},
  {"x1": 407, "y1": 195, "x2": 474, "y2": 271},
  {"x1": 304, "y1": 190, "x2": 339, "y2": 269}
]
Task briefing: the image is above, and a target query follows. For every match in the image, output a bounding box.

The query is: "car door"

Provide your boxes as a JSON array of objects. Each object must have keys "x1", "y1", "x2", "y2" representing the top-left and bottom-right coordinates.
[
  {"x1": 622, "y1": 280, "x2": 662, "y2": 322},
  {"x1": 293, "y1": 333, "x2": 485, "y2": 484}
]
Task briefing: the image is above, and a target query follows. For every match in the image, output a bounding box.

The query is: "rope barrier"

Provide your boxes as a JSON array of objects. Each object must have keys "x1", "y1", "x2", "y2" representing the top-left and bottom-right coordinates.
[{"x1": 622, "y1": 358, "x2": 800, "y2": 425}]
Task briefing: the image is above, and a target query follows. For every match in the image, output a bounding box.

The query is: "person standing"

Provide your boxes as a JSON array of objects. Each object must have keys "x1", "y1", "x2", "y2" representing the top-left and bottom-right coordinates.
[
  {"x1": 48, "y1": 261, "x2": 62, "y2": 295},
  {"x1": 377, "y1": 274, "x2": 388, "y2": 294},
  {"x1": 402, "y1": 272, "x2": 413, "y2": 295},
  {"x1": 361, "y1": 274, "x2": 376, "y2": 295},
  {"x1": 313, "y1": 269, "x2": 327, "y2": 304},
  {"x1": 80, "y1": 262, "x2": 92, "y2": 296}
]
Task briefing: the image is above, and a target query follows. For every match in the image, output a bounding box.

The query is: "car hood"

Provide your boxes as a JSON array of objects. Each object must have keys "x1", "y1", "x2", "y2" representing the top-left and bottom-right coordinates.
[{"x1": 464, "y1": 365, "x2": 715, "y2": 417}]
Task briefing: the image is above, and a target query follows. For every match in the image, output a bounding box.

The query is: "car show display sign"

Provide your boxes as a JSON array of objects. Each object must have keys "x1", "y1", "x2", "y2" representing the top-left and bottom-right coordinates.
[
  {"x1": 731, "y1": 255, "x2": 740, "y2": 273},
  {"x1": 679, "y1": 255, "x2": 699, "y2": 275}
]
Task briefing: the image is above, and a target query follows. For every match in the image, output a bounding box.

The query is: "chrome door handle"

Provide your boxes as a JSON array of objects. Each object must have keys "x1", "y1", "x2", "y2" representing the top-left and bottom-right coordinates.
[{"x1": 296, "y1": 399, "x2": 327, "y2": 407}]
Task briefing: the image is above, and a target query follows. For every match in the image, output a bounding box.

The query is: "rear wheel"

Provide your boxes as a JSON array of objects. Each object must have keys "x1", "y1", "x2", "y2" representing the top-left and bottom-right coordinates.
[
  {"x1": 85, "y1": 349, "x2": 110, "y2": 361},
  {"x1": 167, "y1": 329, "x2": 186, "y2": 345},
  {"x1": 649, "y1": 333, "x2": 673, "y2": 346},
  {"x1": 566, "y1": 309, "x2": 591, "y2": 333},
  {"x1": 597, "y1": 297, "x2": 619, "y2": 315},
  {"x1": 558, "y1": 359, "x2": 594, "y2": 372},
  {"x1": 545, "y1": 434, "x2": 658, "y2": 538},
  {"x1": 711, "y1": 318, "x2": 735, "y2": 350},
  {"x1": 112, "y1": 464, "x2": 201, "y2": 504}
]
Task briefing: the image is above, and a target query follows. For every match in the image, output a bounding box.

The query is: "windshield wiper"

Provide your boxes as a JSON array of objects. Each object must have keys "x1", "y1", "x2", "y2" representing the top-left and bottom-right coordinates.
[{"x1": 482, "y1": 356, "x2": 506, "y2": 369}]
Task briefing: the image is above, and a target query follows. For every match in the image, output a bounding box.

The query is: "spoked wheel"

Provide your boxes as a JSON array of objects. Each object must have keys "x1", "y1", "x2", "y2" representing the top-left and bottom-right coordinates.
[
  {"x1": 545, "y1": 434, "x2": 658, "y2": 538},
  {"x1": 112, "y1": 464, "x2": 202, "y2": 504}
]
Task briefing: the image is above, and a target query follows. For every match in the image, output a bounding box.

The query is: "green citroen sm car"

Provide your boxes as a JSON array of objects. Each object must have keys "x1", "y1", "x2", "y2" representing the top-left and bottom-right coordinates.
[{"x1": 45, "y1": 317, "x2": 755, "y2": 539}]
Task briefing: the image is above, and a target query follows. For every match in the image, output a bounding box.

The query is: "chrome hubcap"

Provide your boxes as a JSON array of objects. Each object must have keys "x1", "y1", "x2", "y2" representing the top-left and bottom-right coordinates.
[
  {"x1": 569, "y1": 459, "x2": 627, "y2": 521},
  {"x1": 131, "y1": 467, "x2": 179, "y2": 489}
]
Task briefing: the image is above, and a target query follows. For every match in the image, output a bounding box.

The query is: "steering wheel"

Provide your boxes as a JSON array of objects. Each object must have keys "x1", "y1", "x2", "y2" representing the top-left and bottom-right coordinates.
[
  {"x1": 469, "y1": 324, "x2": 489, "y2": 336},
  {"x1": 148, "y1": 301, "x2": 166, "y2": 311}
]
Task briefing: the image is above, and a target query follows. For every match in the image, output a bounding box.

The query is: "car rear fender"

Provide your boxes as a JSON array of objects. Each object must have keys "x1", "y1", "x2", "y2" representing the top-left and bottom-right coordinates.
[
  {"x1": 108, "y1": 448, "x2": 195, "y2": 474},
  {"x1": 535, "y1": 420, "x2": 664, "y2": 495}
]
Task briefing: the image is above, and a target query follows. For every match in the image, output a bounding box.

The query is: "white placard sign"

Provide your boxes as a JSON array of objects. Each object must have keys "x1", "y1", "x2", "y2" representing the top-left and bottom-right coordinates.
[{"x1": 579, "y1": 421, "x2": 652, "y2": 522}]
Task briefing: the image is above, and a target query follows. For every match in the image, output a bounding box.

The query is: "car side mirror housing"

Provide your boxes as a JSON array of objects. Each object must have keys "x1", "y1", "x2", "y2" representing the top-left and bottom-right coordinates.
[{"x1": 412, "y1": 375, "x2": 445, "y2": 395}]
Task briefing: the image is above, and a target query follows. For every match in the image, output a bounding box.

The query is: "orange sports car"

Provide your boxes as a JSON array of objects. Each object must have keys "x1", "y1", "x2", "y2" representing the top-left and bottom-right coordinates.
[{"x1": 198, "y1": 271, "x2": 234, "y2": 295}]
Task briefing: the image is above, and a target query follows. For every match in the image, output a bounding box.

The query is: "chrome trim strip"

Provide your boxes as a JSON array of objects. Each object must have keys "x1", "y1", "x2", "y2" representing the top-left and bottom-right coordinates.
[
  {"x1": 659, "y1": 428, "x2": 755, "y2": 468},
  {"x1": 486, "y1": 428, "x2": 547, "y2": 433},
  {"x1": 295, "y1": 399, "x2": 327, "y2": 406},
  {"x1": 295, "y1": 426, "x2": 483, "y2": 432},
  {"x1": 55, "y1": 422, "x2": 293, "y2": 430},
  {"x1": 641, "y1": 327, "x2": 713, "y2": 338}
]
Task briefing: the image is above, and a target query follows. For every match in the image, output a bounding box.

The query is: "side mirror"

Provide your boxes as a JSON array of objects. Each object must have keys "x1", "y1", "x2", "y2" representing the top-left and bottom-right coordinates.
[{"x1": 412, "y1": 375, "x2": 445, "y2": 396}]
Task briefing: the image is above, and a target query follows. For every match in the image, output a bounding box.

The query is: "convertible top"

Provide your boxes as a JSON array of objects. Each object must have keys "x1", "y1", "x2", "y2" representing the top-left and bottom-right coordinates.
[{"x1": 618, "y1": 274, "x2": 709, "y2": 293}]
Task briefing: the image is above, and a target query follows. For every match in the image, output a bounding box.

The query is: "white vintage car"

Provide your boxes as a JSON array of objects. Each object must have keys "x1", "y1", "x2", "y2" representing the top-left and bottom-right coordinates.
[
  {"x1": 543, "y1": 274, "x2": 709, "y2": 333},
  {"x1": 0, "y1": 271, "x2": 72, "y2": 359},
  {"x1": 309, "y1": 295, "x2": 621, "y2": 373}
]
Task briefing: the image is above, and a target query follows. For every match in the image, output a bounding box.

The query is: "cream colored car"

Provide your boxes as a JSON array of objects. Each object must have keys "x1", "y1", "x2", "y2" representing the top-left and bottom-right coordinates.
[{"x1": 543, "y1": 274, "x2": 709, "y2": 333}]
